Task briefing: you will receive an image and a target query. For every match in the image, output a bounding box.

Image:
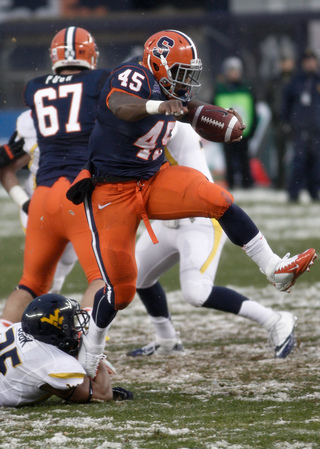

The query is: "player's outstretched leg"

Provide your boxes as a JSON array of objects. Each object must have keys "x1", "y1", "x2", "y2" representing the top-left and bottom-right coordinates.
[
  {"x1": 201, "y1": 286, "x2": 298, "y2": 358},
  {"x1": 128, "y1": 283, "x2": 298, "y2": 359},
  {"x1": 219, "y1": 204, "x2": 317, "y2": 292}
]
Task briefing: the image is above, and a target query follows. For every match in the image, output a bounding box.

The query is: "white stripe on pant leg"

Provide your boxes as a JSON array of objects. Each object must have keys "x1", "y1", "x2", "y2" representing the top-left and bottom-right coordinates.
[{"x1": 84, "y1": 196, "x2": 113, "y2": 304}]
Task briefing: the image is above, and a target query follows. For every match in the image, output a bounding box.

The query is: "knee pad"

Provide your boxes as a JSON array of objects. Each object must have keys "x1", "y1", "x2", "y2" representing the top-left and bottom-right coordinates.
[
  {"x1": 198, "y1": 182, "x2": 234, "y2": 219},
  {"x1": 114, "y1": 284, "x2": 136, "y2": 310},
  {"x1": 181, "y1": 279, "x2": 212, "y2": 307}
]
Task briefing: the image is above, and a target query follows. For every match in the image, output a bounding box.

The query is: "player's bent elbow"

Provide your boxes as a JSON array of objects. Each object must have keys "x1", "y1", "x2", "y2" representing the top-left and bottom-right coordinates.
[
  {"x1": 112, "y1": 105, "x2": 144, "y2": 122},
  {"x1": 112, "y1": 104, "x2": 128, "y2": 120},
  {"x1": 109, "y1": 92, "x2": 146, "y2": 122}
]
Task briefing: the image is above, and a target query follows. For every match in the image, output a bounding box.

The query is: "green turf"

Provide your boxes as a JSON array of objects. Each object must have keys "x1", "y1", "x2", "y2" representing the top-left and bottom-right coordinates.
[
  {"x1": 2, "y1": 382, "x2": 320, "y2": 448},
  {"x1": 1, "y1": 188, "x2": 320, "y2": 449}
]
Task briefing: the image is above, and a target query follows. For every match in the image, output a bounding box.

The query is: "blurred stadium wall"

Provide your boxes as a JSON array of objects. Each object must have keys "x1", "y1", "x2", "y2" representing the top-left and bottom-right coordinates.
[{"x1": 1, "y1": 0, "x2": 320, "y2": 177}]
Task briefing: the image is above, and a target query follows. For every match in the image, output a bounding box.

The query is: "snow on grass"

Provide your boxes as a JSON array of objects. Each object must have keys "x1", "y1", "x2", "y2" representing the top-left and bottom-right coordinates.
[
  {"x1": 1, "y1": 186, "x2": 320, "y2": 448},
  {"x1": 1, "y1": 282, "x2": 320, "y2": 448}
]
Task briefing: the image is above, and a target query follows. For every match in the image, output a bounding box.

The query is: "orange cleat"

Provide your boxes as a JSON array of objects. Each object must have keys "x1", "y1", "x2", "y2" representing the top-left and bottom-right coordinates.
[{"x1": 267, "y1": 249, "x2": 317, "y2": 292}]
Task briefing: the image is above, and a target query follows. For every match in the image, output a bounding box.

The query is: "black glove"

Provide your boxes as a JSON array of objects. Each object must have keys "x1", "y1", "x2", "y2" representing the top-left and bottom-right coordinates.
[
  {"x1": 0, "y1": 130, "x2": 25, "y2": 168},
  {"x1": 66, "y1": 162, "x2": 94, "y2": 205},
  {"x1": 22, "y1": 199, "x2": 31, "y2": 215},
  {"x1": 112, "y1": 387, "x2": 134, "y2": 401},
  {"x1": 66, "y1": 178, "x2": 94, "y2": 205}
]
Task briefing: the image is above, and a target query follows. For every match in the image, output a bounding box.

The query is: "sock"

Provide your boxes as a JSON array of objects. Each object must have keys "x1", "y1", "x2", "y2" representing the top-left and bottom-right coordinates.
[
  {"x1": 202, "y1": 286, "x2": 248, "y2": 315},
  {"x1": 86, "y1": 317, "x2": 108, "y2": 351},
  {"x1": 218, "y1": 204, "x2": 282, "y2": 274},
  {"x1": 218, "y1": 203, "x2": 259, "y2": 246},
  {"x1": 202, "y1": 286, "x2": 277, "y2": 328},
  {"x1": 50, "y1": 278, "x2": 64, "y2": 295},
  {"x1": 50, "y1": 245, "x2": 77, "y2": 293},
  {"x1": 137, "y1": 282, "x2": 170, "y2": 318},
  {"x1": 149, "y1": 315, "x2": 177, "y2": 340},
  {"x1": 91, "y1": 287, "x2": 117, "y2": 330},
  {"x1": 50, "y1": 260, "x2": 75, "y2": 293},
  {"x1": 242, "y1": 231, "x2": 280, "y2": 274},
  {"x1": 137, "y1": 283, "x2": 176, "y2": 340},
  {"x1": 238, "y1": 300, "x2": 275, "y2": 326}
]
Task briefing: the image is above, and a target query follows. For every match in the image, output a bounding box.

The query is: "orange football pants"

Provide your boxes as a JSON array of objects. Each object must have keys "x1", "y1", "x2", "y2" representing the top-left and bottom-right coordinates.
[
  {"x1": 19, "y1": 177, "x2": 101, "y2": 296},
  {"x1": 85, "y1": 163, "x2": 234, "y2": 310}
]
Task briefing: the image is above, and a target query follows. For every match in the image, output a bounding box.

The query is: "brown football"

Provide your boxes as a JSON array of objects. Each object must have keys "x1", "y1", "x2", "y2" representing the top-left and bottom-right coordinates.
[{"x1": 186, "y1": 105, "x2": 243, "y2": 143}]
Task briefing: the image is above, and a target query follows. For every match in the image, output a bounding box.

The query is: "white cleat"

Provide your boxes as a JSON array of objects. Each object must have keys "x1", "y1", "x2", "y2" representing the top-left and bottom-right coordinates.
[
  {"x1": 127, "y1": 335, "x2": 185, "y2": 357},
  {"x1": 264, "y1": 311, "x2": 297, "y2": 358},
  {"x1": 266, "y1": 249, "x2": 317, "y2": 292},
  {"x1": 78, "y1": 334, "x2": 104, "y2": 379}
]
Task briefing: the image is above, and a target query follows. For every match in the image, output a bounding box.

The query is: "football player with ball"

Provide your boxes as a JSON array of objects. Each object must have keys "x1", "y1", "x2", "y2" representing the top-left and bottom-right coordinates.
[
  {"x1": 66, "y1": 30, "x2": 316, "y2": 378},
  {"x1": 129, "y1": 121, "x2": 300, "y2": 360}
]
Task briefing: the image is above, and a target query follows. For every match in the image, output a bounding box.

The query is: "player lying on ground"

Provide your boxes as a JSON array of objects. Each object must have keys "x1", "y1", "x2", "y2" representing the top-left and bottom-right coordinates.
[
  {"x1": 66, "y1": 29, "x2": 317, "y2": 378},
  {"x1": 127, "y1": 121, "x2": 297, "y2": 360},
  {"x1": 0, "y1": 293, "x2": 133, "y2": 407}
]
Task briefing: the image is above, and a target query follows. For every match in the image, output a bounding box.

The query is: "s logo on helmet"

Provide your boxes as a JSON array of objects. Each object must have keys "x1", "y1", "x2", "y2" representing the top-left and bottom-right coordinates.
[{"x1": 152, "y1": 36, "x2": 174, "y2": 60}]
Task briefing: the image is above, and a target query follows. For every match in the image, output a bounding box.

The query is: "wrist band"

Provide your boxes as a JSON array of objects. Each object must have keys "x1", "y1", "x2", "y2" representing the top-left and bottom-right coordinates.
[
  {"x1": 8, "y1": 185, "x2": 29, "y2": 208},
  {"x1": 87, "y1": 378, "x2": 93, "y2": 403},
  {"x1": 145, "y1": 100, "x2": 163, "y2": 115}
]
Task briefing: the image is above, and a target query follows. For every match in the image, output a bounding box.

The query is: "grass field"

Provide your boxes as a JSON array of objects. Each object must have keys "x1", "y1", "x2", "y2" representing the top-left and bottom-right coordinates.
[{"x1": 1, "y1": 186, "x2": 320, "y2": 449}]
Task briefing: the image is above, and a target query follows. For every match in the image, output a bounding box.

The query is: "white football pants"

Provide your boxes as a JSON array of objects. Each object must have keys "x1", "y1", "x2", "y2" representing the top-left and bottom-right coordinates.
[{"x1": 136, "y1": 218, "x2": 227, "y2": 307}]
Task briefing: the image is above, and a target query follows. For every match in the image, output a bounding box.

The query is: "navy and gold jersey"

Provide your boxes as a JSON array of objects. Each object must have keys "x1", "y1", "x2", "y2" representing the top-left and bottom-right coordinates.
[
  {"x1": 23, "y1": 68, "x2": 110, "y2": 186},
  {"x1": 89, "y1": 62, "x2": 176, "y2": 180},
  {"x1": 0, "y1": 323, "x2": 86, "y2": 407}
]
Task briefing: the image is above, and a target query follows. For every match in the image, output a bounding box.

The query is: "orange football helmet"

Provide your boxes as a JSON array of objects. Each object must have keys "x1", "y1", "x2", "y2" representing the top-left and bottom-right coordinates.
[
  {"x1": 50, "y1": 26, "x2": 99, "y2": 72},
  {"x1": 142, "y1": 29, "x2": 202, "y2": 102}
]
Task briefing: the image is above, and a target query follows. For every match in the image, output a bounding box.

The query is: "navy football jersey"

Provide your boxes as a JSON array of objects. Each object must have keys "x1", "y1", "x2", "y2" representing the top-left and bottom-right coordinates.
[
  {"x1": 89, "y1": 62, "x2": 176, "y2": 180},
  {"x1": 23, "y1": 69, "x2": 110, "y2": 186}
]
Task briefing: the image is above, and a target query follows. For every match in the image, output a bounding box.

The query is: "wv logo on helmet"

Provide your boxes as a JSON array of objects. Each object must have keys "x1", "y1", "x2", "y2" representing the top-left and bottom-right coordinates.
[
  {"x1": 40, "y1": 309, "x2": 64, "y2": 329},
  {"x1": 153, "y1": 36, "x2": 175, "y2": 60}
]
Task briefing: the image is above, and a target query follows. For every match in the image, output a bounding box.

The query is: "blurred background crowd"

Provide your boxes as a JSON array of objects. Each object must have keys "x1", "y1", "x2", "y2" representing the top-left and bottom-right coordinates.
[{"x1": 1, "y1": 0, "x2": 320, "y2": 201}]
